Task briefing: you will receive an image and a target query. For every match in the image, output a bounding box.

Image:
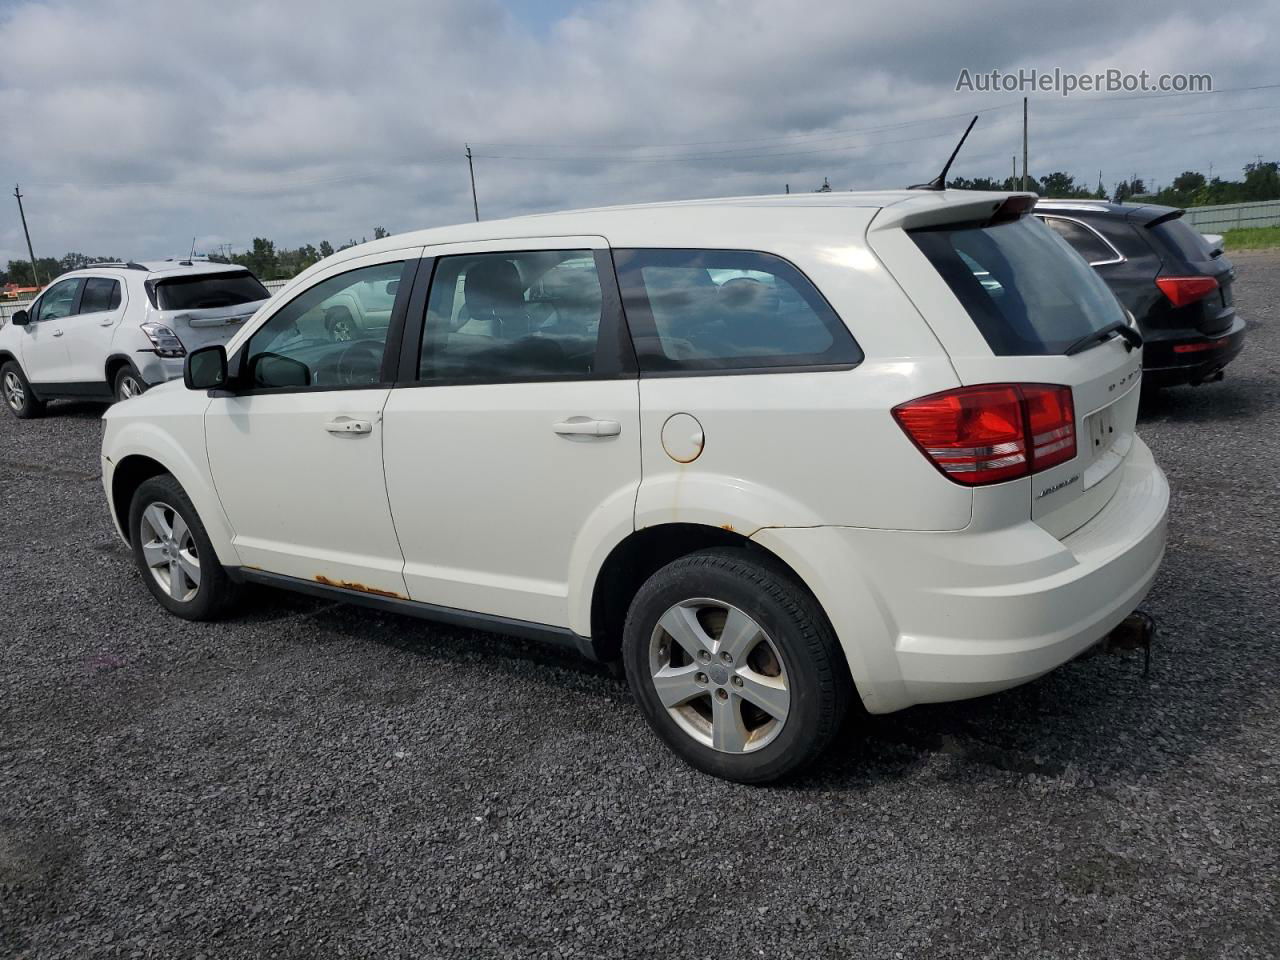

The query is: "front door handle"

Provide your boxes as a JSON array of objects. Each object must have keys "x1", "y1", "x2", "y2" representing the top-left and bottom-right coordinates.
[
  {"x1": 554, "y1": 417, "x2": 621, "y2": 437},
  {"x1": 325, "y1": 418, "x2": 373, "y2": 435},
  {"x1": 52, "y1": 329, "x2": 64, "y2": 337}
]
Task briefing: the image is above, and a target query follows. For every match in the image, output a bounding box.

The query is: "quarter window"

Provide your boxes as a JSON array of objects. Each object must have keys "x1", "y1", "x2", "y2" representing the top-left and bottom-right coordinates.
[
  {"x1": 242, "y1": 261, "x2": 406, "y2": 390},
  {"x1": 80, "y1": 278, "x2": 122, "y2": 313},
  {"x1": 1038, "y1": 217, "x2": 1116, "y2": 264},
  {"x1": 33, "y1": 278, "x2": 84, "y2": 322},
  {"x1": 418, "y1": 250, "x2": 613, "y2": 382},
  {"x1": 613, "y1": 249, "x2": 860, "y2": 372}
]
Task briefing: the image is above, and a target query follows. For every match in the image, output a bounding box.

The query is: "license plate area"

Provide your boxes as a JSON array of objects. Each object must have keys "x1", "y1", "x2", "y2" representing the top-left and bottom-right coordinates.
[{"x1": 1086, "y1": 405, "x2": 1117, "y2": 459}]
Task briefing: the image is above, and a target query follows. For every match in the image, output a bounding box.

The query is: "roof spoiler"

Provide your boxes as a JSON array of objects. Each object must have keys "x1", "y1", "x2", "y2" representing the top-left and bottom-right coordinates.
[
  {"x1": 1142, "y1": 208, "x2": 1186, "y2": 229},
  {"x1": 870, "y1": 192, "x2": 1038, "y2": 232}
]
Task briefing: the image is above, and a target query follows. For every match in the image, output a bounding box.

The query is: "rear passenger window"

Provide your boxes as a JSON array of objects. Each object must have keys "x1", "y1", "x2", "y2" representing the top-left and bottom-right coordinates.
[
  {"x1": 1038, "y1": 217, "x2": 1116, "y2": 264},
  {"x1": 80, "y1": 278, "x2": 122, "y2": 313},
  {"x1": 613, "y1": 249, "x2": 860, "y2": 372},
  {"x1": 419, "y1": 250, "x2": 617, "y2": 382}
]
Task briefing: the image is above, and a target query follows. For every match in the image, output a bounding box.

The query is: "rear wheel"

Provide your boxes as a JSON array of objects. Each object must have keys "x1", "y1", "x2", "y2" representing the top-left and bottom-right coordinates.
[
  {"x1": 128, "y1": 474, "x2": 240, "y2": 620},
  {"x1": 1, "y1": 361, "x2": 45, "y2": 419},
  {"x1": 623, "y1": 548, "x2": 850, "y2": 783},
  {"x1": 113, "y1": 366, "x2": 147, "y2": 402}
]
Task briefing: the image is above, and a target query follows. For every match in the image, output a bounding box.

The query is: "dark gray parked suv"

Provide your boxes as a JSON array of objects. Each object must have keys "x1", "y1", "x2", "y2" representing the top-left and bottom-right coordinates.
[{"x1": 1036, "y1": 200, "x2": 1245, "y2": 387}]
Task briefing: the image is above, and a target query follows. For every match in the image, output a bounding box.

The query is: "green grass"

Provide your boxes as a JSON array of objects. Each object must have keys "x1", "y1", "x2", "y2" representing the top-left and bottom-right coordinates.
[{"x1": 1223, "y1": 225, "x2": 1280, "y2": 250}]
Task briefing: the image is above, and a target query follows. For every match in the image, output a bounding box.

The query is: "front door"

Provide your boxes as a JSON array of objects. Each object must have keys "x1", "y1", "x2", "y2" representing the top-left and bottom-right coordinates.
[
  {"x1": 20, "y1": 277, "x2": 83, "y2": 385},
  {"x1": 204, "y1": 252, "x2": 421, "y2": 596},
  {"x1": 381, "y1": 239, "x2": 640, "y2": 629}
]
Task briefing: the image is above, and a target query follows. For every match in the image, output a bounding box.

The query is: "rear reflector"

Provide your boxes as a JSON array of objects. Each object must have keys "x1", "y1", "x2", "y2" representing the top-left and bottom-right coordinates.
[
  {"x1": 1172, "y1": 338, "x2": 1226, "y2": 354},
  {"x1": 1156, "y1": 275, "x2": 1219, "y2": 308},
  {"x1": 893, "y1": 383, "x2": 1076, "y2": 486}
]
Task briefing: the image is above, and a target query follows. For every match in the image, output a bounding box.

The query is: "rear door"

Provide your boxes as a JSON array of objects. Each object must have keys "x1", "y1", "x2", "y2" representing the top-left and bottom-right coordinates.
[
  {"x1": 380, "y1": 238, "x2": 640, "y2": 629},
  {"x1": 871, "y1": 201, "x2": 1143, "y2": 538},
  {"x1": 63, "y1": 275, "x2": 127, "y2": 382}
]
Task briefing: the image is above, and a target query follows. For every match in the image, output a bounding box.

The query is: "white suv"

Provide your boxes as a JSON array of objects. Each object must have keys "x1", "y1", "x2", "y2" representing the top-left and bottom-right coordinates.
[
  {"x1": 99, "y1": 192, "x2": 1168, "y2": 783},
  {"x1": 1, "y1": 260, "x2": 270, "y2": 416}
]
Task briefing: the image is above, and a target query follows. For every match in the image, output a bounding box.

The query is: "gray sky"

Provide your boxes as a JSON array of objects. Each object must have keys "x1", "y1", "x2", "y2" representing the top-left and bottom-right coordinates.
[{"x1": 1, "y1": 0, "x2": 1276, "y2": 266}]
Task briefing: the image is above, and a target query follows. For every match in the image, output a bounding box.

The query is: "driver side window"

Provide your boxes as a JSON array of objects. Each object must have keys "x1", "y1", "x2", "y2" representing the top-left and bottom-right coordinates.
[
  {"x1": 243, "y1": 261, "x2": 406, "y2": 390},
  {"x1": 33, "y1": 278, "x2": 84, "y2": 323}
]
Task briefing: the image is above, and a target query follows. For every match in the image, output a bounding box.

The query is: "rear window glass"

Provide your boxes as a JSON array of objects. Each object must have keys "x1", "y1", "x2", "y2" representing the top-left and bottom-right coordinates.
[
  {"x1": 1148, "y1": 216, "x2": 1212, "y2": 263},
  {"x1": 613, "y1": 249, "x2": 861, "y2": 372},
  {"x1": 911, "y1": 215, "x2": 1126, "y2": 356},
  {"x1": 151, "y1": 271, "x2": 270, "y2": 310},
  {"x1": 80, "y1": 277, "x2": 121, "y2": 313}
]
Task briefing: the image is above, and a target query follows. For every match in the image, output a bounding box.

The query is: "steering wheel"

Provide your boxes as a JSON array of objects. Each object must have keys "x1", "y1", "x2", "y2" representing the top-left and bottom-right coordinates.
[{"x1": 334, "y1": 340, "x2": 383, "y2": 385}]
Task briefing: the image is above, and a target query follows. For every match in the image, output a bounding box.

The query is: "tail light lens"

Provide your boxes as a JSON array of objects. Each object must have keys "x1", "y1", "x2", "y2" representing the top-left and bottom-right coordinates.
[
  {"x1": 140, "y1": 322, "x2": 187, "y2": 358},
  {"x1": 1156, "y1": 275, "x2": 1218, "y2": 308},
  {"x1": 893, "y1": 383, "x2": 1076, "y2": 486}
]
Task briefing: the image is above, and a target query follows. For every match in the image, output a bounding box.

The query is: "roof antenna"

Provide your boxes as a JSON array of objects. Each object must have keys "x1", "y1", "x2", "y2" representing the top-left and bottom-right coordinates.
[{"x1": 908, "y1": 115, "x2": 979, "y2": 191}]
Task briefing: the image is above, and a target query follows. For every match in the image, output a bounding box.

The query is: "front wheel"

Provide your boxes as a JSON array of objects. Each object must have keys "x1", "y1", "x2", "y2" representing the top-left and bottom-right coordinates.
[
  {"x1": 2, "y1": 360, "x2": 46, "y2": 419},
  {"x1": 128, "y1": 474, "x2": 240, "y2": 620},
  {"x1": 623, "y1": 548, "x2": 851, "y2": 784}
]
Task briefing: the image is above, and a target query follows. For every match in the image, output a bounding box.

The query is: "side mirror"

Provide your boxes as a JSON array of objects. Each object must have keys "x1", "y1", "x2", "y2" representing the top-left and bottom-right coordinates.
[
  {"x1": 249, "y1": 352, "x2": 310, "y2": 388},
  {"x1": 10, "y1": 309, "x2": 29, "y2": 327},
  {"x1": 185, "y1": 344, "x2": 228, "y2": 390},
  {"x1": 385, "y1": 279, "x2": 400, "y2": 296}
]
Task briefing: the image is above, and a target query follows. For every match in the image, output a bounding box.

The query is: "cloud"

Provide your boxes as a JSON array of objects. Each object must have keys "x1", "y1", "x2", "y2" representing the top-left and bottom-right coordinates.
[{"x1": 0, "y1": 0, "x2": 1275, "y2": 266}]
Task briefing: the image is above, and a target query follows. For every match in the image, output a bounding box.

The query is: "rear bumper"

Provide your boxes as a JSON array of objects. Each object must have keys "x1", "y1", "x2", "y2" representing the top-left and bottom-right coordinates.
[
  {"x1": 1143, "y1": 316, "x2": 1246, "y2": 386},
  {"x1": 753, "y1": 437, "x2": 1169, "y2": 714},
  {"x1": 135, "y1": 354, "x2": 185, "y2": 387}
]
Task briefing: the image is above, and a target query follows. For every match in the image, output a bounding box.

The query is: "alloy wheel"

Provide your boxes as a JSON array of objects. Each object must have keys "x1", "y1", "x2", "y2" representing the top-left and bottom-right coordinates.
[
  {"x1": 118, "y1": 375, "x2": 142, "y2": 400},
  {"x1": 3, "y1": 371, "x2": 24, "y2": 411},
  {"x1": 648, "y1": 598, "x2": 790, "y2": 754},
  {"x1": 138, "y1": 501, "x2": 201, "y2": 602}
]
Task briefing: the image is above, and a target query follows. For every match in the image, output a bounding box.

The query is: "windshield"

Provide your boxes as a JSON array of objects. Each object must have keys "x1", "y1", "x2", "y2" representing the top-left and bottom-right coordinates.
[
  {"x1": 911, "y1": 214, "x2": 1126, "y2": 356},
  {"x1": 151, "y1": 270, "x2": 270, "y2": 310}
]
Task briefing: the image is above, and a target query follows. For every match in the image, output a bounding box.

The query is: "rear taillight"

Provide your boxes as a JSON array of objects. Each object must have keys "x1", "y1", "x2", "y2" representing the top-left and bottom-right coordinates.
[
  {"x1": 892, "y1": 383, "x2": 1076, "y2": 486},
  {"x1": 1156, "y1": 275, "x2": 1218, "y2": 308}
]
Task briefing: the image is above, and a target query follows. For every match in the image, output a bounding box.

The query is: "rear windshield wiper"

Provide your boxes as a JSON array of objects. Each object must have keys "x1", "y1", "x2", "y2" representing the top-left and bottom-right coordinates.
[{"x1": 1064, "y1": 320, "x2": 1143, "y2": 356}]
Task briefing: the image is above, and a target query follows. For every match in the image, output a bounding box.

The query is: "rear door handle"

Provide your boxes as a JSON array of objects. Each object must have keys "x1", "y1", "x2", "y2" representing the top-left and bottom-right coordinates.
[
  {"x1": 554, "y1": 417, "x2": 621, "y2": 437},
  {"x1": 52, "y1": 329, "x2": 64, "y2": 337},
  {"x1": 325, "y1": 418, "x2": 373, "y2": 435}
]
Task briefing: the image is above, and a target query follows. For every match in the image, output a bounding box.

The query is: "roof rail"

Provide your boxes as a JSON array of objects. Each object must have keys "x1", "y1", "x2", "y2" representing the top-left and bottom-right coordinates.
[{"x1": 85, "y1": 261, "x2": 150, "y2": 271}]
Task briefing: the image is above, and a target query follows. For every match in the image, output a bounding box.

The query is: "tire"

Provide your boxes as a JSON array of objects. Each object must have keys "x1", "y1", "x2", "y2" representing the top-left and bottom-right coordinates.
[
  {"x1": 622, "y1": 547, "x2": 850, "y2": 784},
  {"x1": 1, "y1": 360, "x2": 46, "y2": 419},
  {"x1": 113, "y1": 365, "x2": 147, "y2": 402},
  {"x1": 128, "y1": 474, "x2": 241, "y2": 620},
  {"x1": 325, "y1": 306, "x2": 357, "y2": 342}
]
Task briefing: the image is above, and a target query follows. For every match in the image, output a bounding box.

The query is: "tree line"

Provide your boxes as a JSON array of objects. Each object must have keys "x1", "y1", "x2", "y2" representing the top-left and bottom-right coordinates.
[
  {"x1": 2, "y1": 227, "x2": 391, "y2": 288},
  {"x1": 7, "y1": 159, "x2": 1280, "y2": 288},
  {"x1": 949, "y1": 160, "x2": 1279, "y2": 206}
]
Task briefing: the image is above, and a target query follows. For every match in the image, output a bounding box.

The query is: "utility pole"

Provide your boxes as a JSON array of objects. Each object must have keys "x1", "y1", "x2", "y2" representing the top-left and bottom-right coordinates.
[
  {"x1": 1021, "y1": 97, "x2": 1028, "y2": 192},
  {"x1": 785, "y1": 183, "x2": 789, "y2": 194},
  {"x1": 465, "y1": 144, "x2": 480, "y2": 222},
  {"x1": 1012, "y1": 156, "x2": 1017, "y2": 187},
  {"x1": 13, "y1": 184, "x2": 41, "y2": 286}
]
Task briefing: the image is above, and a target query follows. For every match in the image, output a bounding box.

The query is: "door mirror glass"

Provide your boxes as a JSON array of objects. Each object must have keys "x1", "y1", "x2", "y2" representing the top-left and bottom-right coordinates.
[
  {"x1": 249, "y1": 352, "x2": 311, "y2": 388},
  {"x1": 10, "y1": 309, "x2": 29, "y2": 327},
  {"x1": 185, "y1": 345, "x2": 228, "y2": 390}
]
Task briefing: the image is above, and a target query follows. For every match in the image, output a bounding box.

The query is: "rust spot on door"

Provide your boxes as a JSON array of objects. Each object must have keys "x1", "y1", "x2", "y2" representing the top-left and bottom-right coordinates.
[{"x1": 314, "y1": 574, "x2": 405, "y2": 599}]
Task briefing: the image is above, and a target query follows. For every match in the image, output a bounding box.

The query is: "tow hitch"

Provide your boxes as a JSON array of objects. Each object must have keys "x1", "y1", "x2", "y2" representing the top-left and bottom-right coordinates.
[{"x1": 1080, "y1": 610, "x2": 1156, "y2": 676}]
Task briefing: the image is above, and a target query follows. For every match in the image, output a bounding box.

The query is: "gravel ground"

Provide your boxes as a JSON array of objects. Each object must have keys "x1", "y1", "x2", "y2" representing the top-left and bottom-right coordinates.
[{"x1": 2, "y1": 252, "x2": 1278, "y2": 959}]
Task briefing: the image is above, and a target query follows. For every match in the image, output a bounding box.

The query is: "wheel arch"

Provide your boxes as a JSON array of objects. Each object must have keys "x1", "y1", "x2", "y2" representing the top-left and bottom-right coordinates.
[
  {"x1": 105, "y1": 353, "x2": 138, "y2": 387},
  {"x1": 109, "y1": 454, "x2": 169, "y2": 544},
  {"x1": 586, "y1": 522, "x2": 823, "y2": 665}
]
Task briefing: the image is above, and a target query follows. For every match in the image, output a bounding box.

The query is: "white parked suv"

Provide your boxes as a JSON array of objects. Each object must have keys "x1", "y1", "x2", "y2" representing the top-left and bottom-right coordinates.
[
  {"x1": 1, "y1": 259, "x2": 270, "y2": 416},
  {"x1": 99, "y1": 192, "x2": 1168, "y2": 782}
]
